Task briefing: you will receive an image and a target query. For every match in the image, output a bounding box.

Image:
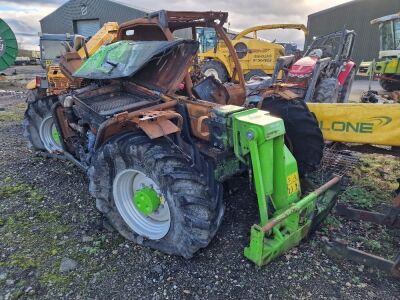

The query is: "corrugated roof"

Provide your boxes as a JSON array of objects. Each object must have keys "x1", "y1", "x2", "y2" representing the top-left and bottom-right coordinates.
[{"x1": 40, "y1": 0, "x2": 149, "y2": 22}]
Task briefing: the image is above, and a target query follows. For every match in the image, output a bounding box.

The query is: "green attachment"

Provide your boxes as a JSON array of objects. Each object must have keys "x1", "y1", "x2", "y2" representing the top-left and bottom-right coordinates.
[
  {"x1": 0, "y1": 19, "x2": 18, "y2": 71},
  {"x1": 229, "y1": 106, "x2": 340, "y2": 266},
  {"x1": 133, "y1": 187, "x2": 161, "y2": 216},
  {"x1": 359, "y1": 58, "x2": 400, "y2": 76}
]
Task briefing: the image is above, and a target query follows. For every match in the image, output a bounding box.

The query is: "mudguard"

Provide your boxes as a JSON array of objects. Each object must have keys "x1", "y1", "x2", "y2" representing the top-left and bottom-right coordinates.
[{"x1": 338, "y1": 61, "x2": 356, "y2": 86}]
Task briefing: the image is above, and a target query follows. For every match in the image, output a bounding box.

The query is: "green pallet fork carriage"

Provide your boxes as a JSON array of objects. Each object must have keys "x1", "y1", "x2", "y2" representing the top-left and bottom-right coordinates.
[
  {"x1": 0, "y1": 19, "x2": 18, "y2": 71},
  {"x1": 212, "y1": 105, "x2": 341, "y2": 266}
]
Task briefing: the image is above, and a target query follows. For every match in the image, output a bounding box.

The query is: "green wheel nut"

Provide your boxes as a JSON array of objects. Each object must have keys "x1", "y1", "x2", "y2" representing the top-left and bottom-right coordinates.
[{"x1": 52, "y1": 127, "x2": 61, "y2": 144}]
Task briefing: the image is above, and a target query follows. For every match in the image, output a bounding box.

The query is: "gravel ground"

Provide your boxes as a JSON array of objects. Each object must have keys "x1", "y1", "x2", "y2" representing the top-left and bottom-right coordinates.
[{"x1": 0, "y1": 66, "x2": 399, "y2": 299}]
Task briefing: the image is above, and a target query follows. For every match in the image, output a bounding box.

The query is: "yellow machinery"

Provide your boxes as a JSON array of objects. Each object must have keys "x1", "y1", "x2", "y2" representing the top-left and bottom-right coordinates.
[
  {"x1": 308, "y1": 103, "x2": 400, "y2": 147},
  {"x1": 26, "y1": 22, "x2": 119, "y2": 99},
  {"x1": 198, "y1": 24, "x2": 308, "y2": 82}
]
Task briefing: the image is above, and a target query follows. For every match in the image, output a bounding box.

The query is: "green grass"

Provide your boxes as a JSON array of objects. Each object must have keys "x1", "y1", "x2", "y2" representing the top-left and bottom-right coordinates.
[
  {"x1": 9, "y1": 254, "x2": 38, "y2": 269},
  {"x1": 0, "y1": 182, "x2": 45, "y2": 202},
  {"x1": 39, "y1": 273, "x2": 71, "y2": 285},
  {"x1": 339, "y1": 153, "x2": 399, "y2": 209}
]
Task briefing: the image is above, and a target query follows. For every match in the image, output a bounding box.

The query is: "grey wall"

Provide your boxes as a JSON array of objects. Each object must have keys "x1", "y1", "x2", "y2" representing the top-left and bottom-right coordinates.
[
  {"x1": 40, "y1": 0, "x2": 146, "y2": 35},
  {"x1": 306, "y1": 0, "x2": 400, "y2": 65}
]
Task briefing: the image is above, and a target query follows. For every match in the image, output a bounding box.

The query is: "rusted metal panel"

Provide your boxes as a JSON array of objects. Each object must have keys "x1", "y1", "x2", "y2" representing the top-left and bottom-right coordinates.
[
  {"x1": 192, "y1": 77, "x2": 229, "y2": 105},
  {"x1": 335, "y1": 203, "x2": 400, "y2": 228},
  {"x1": 325, "y1": 239, "x2": 400, "y2": 278},
  {"x1": 94, "y1": 100, "x2": 178, "y2": 148},
  {"x1": 59, "y1": 52, "x2": 84, "y2": 87},
  {"x1": 131, "y1": 110, "x2": 182, "y2": 139},
  {"x1": 185, "y1": 102, "x2": 213, "y2": 141}
]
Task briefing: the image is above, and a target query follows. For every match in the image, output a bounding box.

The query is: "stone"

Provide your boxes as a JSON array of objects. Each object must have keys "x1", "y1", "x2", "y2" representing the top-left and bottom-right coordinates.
[
  {"x1": 82, "y1": 236, "x2": 94, "y2": 243},
  {"x1": 5, "y1": 279, "x2": 14, "y2": 286},
  {"x1": 0, "y1": 271, "x2": 7, "y2": 280},
  {"x1": 59, "y1": 258, "x2": 78, "y2": 273},
  {"x1": 152, "y1": 265, "x2": 163, "y2": 275}
]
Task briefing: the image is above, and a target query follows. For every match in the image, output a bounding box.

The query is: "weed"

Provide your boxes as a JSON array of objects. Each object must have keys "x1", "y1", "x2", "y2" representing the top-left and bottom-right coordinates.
[
  {"x1": 40, "y1": 273, "x2": 70, "y2": 285},
  {"x1": 0, "y1": 182, "x2": 44, "y2": 202},
  {"x1": 340, "y1": 187, "x2": 375, "y2": 209},
  {"x1": 364, "y1": 239, "x2": 382, "y2": 251},
  {"x1": 10, "y1": 254, "x2": 38, "y2": 269},
  {"x1": 38, "y1": 210, "x2": 62, "y2": 222},
  {"x1": 0, "y1": 111, "x2": 23, "y2": 122},
  {"x1": 82, "y1": 246, "x2": 99, "y2": 255},
  {"x1": 324, "y1": 215, "x2": 341, "y2": 229}
]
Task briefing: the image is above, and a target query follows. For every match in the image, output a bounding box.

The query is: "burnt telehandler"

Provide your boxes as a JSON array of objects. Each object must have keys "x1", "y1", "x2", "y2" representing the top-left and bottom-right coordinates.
[{"x1": 23, "y1": 11, "x2": 342, "y2": 266}]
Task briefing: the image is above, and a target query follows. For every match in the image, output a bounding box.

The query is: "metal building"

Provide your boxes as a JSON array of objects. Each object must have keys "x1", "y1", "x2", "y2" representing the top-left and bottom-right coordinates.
[
  {"x1": 40, "y1": 0, "x2": 147, "y2": 38},
  {"x1": 306, "y1": 0, "x2": 400, "y2": 65}
]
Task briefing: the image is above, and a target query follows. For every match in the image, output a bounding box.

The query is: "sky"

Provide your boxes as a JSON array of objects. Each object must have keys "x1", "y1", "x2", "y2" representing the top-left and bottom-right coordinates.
[{"x1": 0, "y1": 0, "x2": 353, "y2": 50}]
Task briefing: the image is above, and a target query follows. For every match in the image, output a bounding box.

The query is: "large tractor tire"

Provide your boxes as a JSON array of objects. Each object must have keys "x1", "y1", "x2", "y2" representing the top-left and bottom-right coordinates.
[
  {"x1": 379, "y1": 75, "x2": 400, "y2": 92},
  {"x1": 313, "y1": 78, "x2": 340, "y2": 103},
  {"x1": 262, "y1": 98, "x2": 324, "y2": 176},
  {"x1": 338, "y1": 69, "x2": 355, "y2": 103},
  {"x1": 89, "y1": 133, "x2": 224, "y2": 258},
  {"x1": 23, "y1": 97, "x2": 62, "y2": 152},
  {"x1": 200, "y1": 60, "x2": 229, "y2": 83}
]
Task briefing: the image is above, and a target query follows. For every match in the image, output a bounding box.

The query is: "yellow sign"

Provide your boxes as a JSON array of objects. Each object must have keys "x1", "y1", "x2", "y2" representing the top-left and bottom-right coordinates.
[
  {"x1": 307, "y1": 103, "x2": 400, "y2": 146},
  {"x1": 287, "y1": 172, "x2": 300, "y2": 196}
]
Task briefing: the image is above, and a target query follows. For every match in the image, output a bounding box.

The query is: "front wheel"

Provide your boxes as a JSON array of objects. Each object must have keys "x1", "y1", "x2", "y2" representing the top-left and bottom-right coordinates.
[
  {"x1": 262, "y1": 98, "x2": 324, "y2": 176},
  {"x1": 89, "y1": 133, "x2": 224, "y2": 258},
  {"x1": 313, "y1": 78, "x2": 340, "y2": 103},
  {"x1": 200, "y1": 60, "x2": 229, "y2": 83},
  {"x1": 379, "y1": 75, "x2": 400, "y2": 92}
]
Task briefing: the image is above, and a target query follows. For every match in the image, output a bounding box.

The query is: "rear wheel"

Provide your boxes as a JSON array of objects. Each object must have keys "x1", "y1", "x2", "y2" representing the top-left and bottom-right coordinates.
[
  {"x1": 313, "y1": 78, "x2": 339, "y2": 103},
  {"x1": 23, "y1": 97, "x2": 62, "y2": 152},
  {"x1": 379, "y1": 75, "x2": 400, "y2": 92},
  {"x1": 262, "y1": 98, "x2": 324, "y2": 175},
  {"x1": 89, "y1": 133, "x2": 224, "y2": 258},
  {"x1": 200, "y1": 60, "x2": 229, "y2": 83}
]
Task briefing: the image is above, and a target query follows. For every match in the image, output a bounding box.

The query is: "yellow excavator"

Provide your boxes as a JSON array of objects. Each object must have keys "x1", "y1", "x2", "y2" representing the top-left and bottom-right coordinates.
[
  {"x1": 26, "y1": 22, "x2": 119, "y2": 102},
  {"x1": 198, "y1": 24, "x2": 308, "y2": 82}
]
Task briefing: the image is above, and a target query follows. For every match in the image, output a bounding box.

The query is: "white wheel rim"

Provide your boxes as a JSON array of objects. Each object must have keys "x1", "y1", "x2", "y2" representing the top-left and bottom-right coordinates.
[
  {"x1": 204, "y1": 68, "x2": 221, "y2": 82},
  {"x1": 39, "y1": 116, "x2": 62, "y2": 152},
  {"x1": 113, "y1": 169, "x2": 171, "y2": 240}
]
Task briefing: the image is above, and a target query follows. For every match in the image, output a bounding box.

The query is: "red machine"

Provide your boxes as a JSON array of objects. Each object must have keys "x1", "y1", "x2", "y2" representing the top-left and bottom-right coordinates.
[{"x1": 272, "y1": 28, "x2": 356, "y2": 103}]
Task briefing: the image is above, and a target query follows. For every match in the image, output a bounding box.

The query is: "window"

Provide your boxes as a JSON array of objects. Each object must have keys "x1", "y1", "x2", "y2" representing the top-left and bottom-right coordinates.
[
  {"x1": 394, "y1": 19, "x2": 400, "y2": 50},
  {"x1": 40, "y1": 40, "x2": 67, "y2": 60},
  {"x1": 380, "y1": 21, "x2": 394, "y2": 51},
  {"x1": 74, "y1": 19, "x2": 100, "y2": 38},
  {"x1": 196, "y1": 28, "x2": 217, "y2": 53}
]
